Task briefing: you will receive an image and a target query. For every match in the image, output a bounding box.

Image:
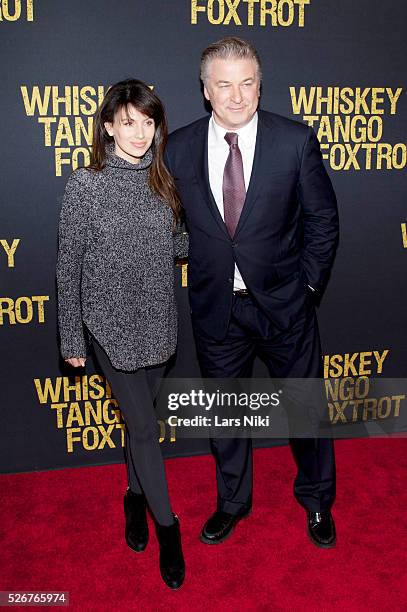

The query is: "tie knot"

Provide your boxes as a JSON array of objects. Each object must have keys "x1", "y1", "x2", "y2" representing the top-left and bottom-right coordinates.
[{"x1": 225, "y1": 132, "x2": 238, "y2": 147}]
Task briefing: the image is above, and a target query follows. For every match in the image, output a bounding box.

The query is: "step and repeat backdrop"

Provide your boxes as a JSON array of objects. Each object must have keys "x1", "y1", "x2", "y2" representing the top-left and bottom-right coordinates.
[{"x1": 1, "y1": 0, "x2": 406, "y2": 473}]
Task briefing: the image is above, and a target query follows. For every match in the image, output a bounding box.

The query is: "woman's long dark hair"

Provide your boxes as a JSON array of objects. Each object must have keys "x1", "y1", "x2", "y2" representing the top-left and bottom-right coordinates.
[{"x1": 90, "y1": 79, "x2": 181, "y2": 223}]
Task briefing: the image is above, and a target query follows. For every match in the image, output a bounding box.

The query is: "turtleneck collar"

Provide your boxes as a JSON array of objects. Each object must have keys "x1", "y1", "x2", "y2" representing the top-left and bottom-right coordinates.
[{"x1": 105, "y1": 142, "x2": 153, "y2": 171}]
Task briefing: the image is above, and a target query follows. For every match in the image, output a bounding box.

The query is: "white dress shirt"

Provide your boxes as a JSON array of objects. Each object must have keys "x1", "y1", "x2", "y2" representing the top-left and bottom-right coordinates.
[{"x1": 208, "y1": 112, "x2": 258, "y2": 290}]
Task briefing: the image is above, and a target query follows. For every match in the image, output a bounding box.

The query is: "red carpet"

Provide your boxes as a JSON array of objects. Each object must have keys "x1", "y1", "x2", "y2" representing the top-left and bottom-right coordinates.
[{"x1": 1, "y1": 439, "x2": 406, "y2": 611}]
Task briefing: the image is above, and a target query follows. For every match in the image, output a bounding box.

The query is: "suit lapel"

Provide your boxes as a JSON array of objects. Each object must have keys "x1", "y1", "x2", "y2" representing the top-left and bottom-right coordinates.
[
  {"x1": 189, "y1": 118, "x2": 229, "y2": 238},
  {"x1": 234, "y1": 111, "x2": 277, "y2": 238}
]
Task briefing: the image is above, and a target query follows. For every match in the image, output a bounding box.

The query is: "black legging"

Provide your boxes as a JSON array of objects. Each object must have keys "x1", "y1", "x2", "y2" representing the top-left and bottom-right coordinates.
[{"x1": 91, "y1": 335, "x2": 173, "y2": 526}]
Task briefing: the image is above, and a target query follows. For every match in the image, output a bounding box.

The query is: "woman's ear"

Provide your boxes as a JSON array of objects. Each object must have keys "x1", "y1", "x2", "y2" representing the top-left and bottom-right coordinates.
[{"x1": 104, "y1": 122, "x2": 114, "y2": 137}]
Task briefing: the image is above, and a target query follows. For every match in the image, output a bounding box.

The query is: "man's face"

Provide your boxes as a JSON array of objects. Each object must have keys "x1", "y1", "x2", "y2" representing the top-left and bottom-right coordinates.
[{"x1": 203, "y1": 57, "x2": 260, "y2": 130}]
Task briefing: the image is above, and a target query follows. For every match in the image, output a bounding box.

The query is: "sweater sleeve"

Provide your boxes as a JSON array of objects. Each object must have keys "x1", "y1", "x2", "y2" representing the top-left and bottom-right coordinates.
[
  {"x1": 173, "y1": 225, "x2": 189, "y2": 259},
  {"x1": 56, "y1": 169, "x2": 89, "y2": 359}
]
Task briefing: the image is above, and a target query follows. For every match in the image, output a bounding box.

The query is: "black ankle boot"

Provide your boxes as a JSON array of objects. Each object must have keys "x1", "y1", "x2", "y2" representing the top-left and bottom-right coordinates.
[
  {"x1": 124, "y1": 489, "x2": 148, "y2": 552},
  {"x1": 155, "y1": 515, "x2": 185, "y2": 589}
]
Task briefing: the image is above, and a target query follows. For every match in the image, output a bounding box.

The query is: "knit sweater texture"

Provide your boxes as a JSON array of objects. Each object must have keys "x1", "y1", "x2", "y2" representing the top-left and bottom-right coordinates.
[{"x1": 56, "y1": 145, "x2": 188, "y2": 370}]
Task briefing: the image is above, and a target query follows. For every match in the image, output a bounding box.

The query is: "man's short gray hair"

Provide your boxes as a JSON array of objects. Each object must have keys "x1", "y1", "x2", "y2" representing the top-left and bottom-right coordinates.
[{"x1": 200, "y1": 37, "x2": 262, "y2": 84}]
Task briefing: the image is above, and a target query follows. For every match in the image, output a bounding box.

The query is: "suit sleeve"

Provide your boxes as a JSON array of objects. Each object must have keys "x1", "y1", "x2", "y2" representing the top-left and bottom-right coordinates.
[
  {"x1": 164, "y1": 146, "x2": 173, "y2": 175},
  {"x1": 56, "y1": 170, "x2": 88, "y2": 359},
  {"x1": 298, "y1": 127, "x2": 339, "y2": 292},
  {"x1": 164, "y1": 143, "x2": 189, "y2": 258}
]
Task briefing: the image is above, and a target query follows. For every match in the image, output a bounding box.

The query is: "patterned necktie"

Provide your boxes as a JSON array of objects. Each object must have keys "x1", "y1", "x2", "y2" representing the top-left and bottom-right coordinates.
[{"x1": 223, "y1": 132, "x2": 246, "y2": 238}]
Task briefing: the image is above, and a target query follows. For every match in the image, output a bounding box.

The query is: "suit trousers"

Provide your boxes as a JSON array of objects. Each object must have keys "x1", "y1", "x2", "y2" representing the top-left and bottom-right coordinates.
[
  {"x1": 193, "y1": 292, "x2": 336, "y2": 515},
  {"x1": 91, "y1": 335, "x2": 173, "y2": 526}
]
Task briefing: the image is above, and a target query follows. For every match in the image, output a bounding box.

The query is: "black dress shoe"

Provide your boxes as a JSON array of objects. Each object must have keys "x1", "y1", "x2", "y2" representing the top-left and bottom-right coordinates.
[
  {"x1": 155, "y1": 514, "x2": 185, "y2": 590},
  {"x1": 200, "y1": 509, "x2": 251, "y2": 545},
  {"x1": 124, "y1": 489, "x2": 148, "y2": 553},
  {"x1": 307, "y1": 511, "x2": 336, "y2": 549}
]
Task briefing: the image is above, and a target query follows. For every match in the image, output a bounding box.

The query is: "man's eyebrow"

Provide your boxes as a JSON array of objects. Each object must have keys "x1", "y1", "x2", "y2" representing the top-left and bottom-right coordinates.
[{"x1": 216, "y1": 78, "x2": 254, "y2": 84}]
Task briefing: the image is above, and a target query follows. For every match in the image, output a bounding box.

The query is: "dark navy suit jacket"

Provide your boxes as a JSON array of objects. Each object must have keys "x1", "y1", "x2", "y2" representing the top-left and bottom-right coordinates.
[{"x1": 165, "y1": 110, "x2": 339, "y2": 341}]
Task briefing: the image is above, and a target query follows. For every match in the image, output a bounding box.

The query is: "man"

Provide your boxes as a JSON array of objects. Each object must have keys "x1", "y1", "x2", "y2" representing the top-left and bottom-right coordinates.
[{"x1": 165, "y1": 37, "x2": 339, "y2": 548}]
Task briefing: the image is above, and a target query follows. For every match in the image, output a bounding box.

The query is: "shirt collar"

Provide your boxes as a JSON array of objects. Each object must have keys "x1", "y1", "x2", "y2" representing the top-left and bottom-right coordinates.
[{"x1": 209, "y1": 112, "x2": 258, "y2": 149}]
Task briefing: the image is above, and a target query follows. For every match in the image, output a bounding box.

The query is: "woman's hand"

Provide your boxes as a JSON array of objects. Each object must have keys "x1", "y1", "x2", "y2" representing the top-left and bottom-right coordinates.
[{"x1": 65, "y1": 357, "x2": 86, "y2": 368}]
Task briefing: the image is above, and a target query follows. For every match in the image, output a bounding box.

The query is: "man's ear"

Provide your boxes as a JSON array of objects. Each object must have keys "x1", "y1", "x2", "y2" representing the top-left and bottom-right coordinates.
[
  {"x1": 203, "y1": 85, "x2": 211, "y2": 102},
  {"x1": 104, "y1": 122, "x2": 114, "y2": 136}
]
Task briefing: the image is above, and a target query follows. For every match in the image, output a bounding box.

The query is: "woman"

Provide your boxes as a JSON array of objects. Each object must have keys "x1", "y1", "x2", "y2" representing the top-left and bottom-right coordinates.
[{"x1": 56, "y1": 79, "x2": 188, "y2": 590}]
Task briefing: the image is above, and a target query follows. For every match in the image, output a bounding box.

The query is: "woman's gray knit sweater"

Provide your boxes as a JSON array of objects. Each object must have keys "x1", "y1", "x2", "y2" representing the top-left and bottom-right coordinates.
[{"x1": 56, "y1": 145, "x2": 188, "y2": 371}]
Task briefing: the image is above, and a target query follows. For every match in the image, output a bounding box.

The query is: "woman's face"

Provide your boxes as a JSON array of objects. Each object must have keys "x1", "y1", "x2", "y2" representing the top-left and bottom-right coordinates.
[{"x1": 104, "y1": 104, "x2": 155, "y2": 164}]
